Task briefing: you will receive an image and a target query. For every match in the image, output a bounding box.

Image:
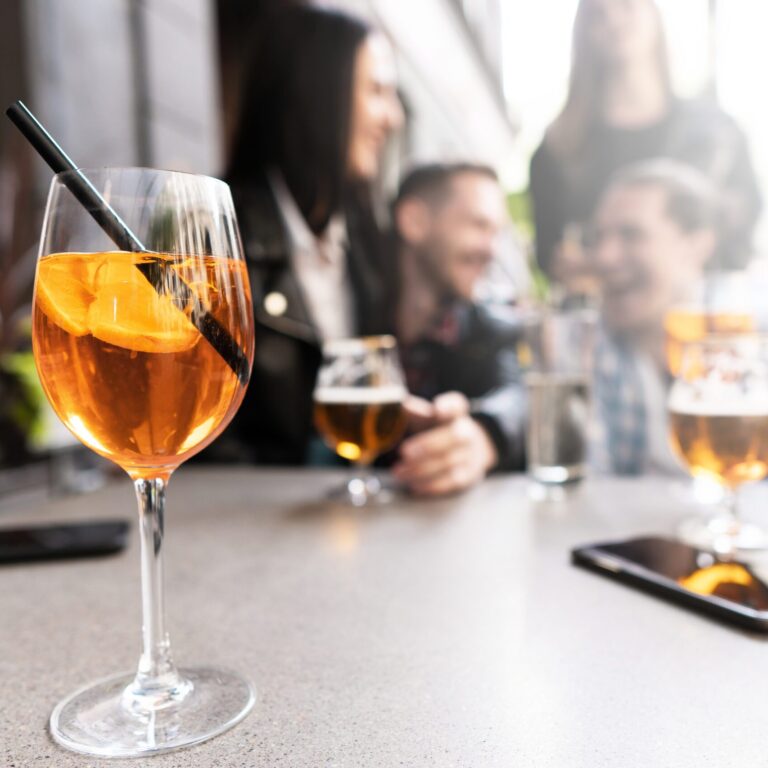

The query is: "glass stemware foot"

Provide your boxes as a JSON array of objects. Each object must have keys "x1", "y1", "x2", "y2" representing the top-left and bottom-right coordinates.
[
  {"x1": 50, "y1": 668, "x2": 255, "y2": 757},
  {"x1": 329, "y1": 469, "x2": 396, "y2": 507},
  {"x1": 678, "y1": 515, "x2": 768, "y2": 554}
]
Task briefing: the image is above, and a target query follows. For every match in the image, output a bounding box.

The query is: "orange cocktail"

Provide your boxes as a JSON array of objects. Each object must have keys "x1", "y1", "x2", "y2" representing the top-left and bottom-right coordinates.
[
  {"x1": 33, "y1": 251, "x2": 252, "y2": 477},
  {"x1": 36, "y1": 166, "x2": 256, "y2": 758}
]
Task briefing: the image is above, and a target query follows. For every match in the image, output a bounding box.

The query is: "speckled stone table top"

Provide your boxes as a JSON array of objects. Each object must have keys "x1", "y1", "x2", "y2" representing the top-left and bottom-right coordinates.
[{"x1": 2, "y1": 467, "x2": 768, "y2": 767}]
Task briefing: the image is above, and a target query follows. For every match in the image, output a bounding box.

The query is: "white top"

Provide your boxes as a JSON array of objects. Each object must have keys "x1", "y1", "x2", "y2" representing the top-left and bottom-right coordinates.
[{"x1": 270, "y1": 171, "x2": 354, "y2": 341}]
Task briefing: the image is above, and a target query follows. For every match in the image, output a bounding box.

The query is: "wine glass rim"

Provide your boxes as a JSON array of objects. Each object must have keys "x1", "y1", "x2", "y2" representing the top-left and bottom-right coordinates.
[
  {"x1": 53, "y1": 166, "x2": 230, "y2": 189},
  {"x1": 322, "y1": 335, "x2": 397, "y2": 356},
  {"x1": 681, "y1": 331, "x2": 768, "y2": 348}
]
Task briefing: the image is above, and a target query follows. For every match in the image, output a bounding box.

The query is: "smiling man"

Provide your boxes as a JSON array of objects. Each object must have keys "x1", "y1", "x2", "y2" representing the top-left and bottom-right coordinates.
[
  {"x1": 588, "y1": 159, "x2": 720, "y2": 474},
  {"x1": 391, "y1": 163, "x2": 527, "y2": 494}
]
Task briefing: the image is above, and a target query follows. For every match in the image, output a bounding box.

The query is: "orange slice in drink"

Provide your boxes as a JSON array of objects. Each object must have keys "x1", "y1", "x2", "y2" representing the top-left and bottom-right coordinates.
[
  {"x1": 87, "y1": 254, "x2": 200, "y2": 353},
  {"x1": 37, "y1": 252, "x2": 200, "y2": 353},
  {"x1": 35, "y1": 253, "x2": 95, "y2": 336}
]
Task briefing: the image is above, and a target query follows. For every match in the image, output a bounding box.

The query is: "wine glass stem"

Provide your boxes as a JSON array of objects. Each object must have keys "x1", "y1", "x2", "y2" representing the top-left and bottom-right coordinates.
[
  {"x1": 127, "y1": 478, "x2": 189, "y2": 709},
  {"x1": 347, "y1": 461, "x2": 382, "y2": 505},
  {"x1": 354, "y1": 461, "x2": 371, "y2": 485},
  {"x1": 722, "y1": 486, "x2": 740, "y2": 529}
]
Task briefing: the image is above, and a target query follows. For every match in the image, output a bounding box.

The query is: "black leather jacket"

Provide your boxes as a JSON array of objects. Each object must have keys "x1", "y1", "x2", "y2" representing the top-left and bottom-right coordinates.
[
  {"x1": 200, "y1": 174, "x2": 392, "y2": 464},
  {"x1": 399, "y1": 302, "x2": 527, "y2": 471}
]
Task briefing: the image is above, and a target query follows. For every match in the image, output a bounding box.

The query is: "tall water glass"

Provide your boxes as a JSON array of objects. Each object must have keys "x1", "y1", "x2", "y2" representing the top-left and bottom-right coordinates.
[{"x1": 524, "y1": 307, "x2": 596, "y2": 486}]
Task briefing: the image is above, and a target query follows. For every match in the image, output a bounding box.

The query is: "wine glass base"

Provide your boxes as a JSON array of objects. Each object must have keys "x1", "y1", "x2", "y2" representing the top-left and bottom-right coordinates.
[
  {"x1": 678, "y1": 516, "x2": 768, "y2": 554},
  {"x1": 326, "y1": 475, "x2": 397, "y2": 507},
  {"x1": 50, "y1": 667, "x2": 255, "y2": 758}
]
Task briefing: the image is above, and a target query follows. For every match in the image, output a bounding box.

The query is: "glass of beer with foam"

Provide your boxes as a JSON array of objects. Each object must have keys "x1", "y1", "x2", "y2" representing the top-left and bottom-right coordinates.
[
  {"x1": 668, "y1": 335, "x2": 768, "y2": 553},
  {"x1": 313, "y1": 336, "x2": 408, "y2": 506}
]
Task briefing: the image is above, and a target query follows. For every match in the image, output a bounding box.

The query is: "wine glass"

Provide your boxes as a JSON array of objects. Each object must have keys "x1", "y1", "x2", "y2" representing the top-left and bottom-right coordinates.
[
  {"x1": 664, "y1": 271, "x2": 756, "y2": 378},
  {"x1": 668, "y1": 335, "x2": 768, "y2": 554},
  {"x1": 664, "y1": 272, "x2": 758, "y2": 505},
  {"x1": 33, "y1": 168, "x2": 256, "y2": 756},
  {"x1": 313, "y1": 336, "x2": 407, "y2": 506}
]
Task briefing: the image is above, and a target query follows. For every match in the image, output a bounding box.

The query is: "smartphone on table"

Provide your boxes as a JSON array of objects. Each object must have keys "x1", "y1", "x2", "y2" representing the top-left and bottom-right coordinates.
[
  {"x1": 0, "y1": 520, "x2": 130, "y2": 565},
  {"x1": 572, "y1": 536, "x2": 768, "y2": 632}
]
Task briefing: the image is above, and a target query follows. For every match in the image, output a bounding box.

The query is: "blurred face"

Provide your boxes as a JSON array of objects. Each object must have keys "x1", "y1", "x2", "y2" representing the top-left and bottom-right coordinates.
[
  {"x1": 582, "y1": 0, "x2": 660, "y2": 65},
  {"x1": 590, "y1": 183, "x2": 713, "y2": 335},
  {"x1": 347, "y1": 34, "x2": 404, "y2": 181},
  {"x1": 401, "y1": 173, "x2": 506, "y2": 303}
]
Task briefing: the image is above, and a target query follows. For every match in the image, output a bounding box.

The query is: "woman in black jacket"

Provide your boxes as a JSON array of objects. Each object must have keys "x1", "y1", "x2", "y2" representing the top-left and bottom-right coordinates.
[{"x1": 206, "y1": 5, "x2": 404, "y2": 465}]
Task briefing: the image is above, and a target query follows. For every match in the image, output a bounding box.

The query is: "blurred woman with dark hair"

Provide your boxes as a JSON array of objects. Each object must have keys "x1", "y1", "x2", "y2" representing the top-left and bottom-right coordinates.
[
  {"x1": 530, "y1": 0, "x2": 761, "y2": 285},
  {"x1": 210, "y1": 4, "x2": 404, "y2": 465}
]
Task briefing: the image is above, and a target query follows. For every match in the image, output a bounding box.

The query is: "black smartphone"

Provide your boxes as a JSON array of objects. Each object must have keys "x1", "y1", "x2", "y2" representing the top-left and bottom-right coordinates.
[
  {"x1": 0, "y1": 520, "x2": 130, "y2": 565},
  {"x1": 572, "y1": 536, "x2": 768, "y2": 632}
]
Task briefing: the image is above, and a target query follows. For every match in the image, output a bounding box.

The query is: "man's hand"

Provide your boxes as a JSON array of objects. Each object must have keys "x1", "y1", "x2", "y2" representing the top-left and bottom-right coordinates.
[{"x1": 393, "y1": 392, "x2": 498, "y2": 497}]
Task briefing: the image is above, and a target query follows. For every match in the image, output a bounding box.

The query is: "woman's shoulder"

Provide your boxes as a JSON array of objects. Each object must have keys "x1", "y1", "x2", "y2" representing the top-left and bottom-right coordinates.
[
  {"x1": 666, "y1": 97, "x2": 751, "y2": 168},
  {"x1": 530, "y1": 132, "x2": 555, "y2": 166},
  {"x1": 529, "y1": 133, "x2": 564, "y2": 186},
  {"x1": 669, "y1": 97, "x2": 745, "y2": 136},
  {"x1": 228, "y1": 171, "x2": 275, "y2": 212}
]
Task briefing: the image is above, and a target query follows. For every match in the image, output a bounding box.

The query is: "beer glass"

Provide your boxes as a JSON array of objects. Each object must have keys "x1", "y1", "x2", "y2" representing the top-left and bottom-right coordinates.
[
  {"x1": 668, "y1": 335, "x2": 768, "y2": 553},
  {"x1": 34, "y1": 168, "x2": 256, "y2": 756},
  {"x1": 664, "y1": 272, "x2": 756, "y2": 377},
  {"x1": 313, "y1": 336, "x2": 407, "y2": 506}
]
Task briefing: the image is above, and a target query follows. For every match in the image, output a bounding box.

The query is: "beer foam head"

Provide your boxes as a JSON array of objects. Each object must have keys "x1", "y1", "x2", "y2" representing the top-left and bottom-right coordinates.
[
  {"x1": 314, "y1": 386, "x2": 406, "y2": 404},
  {"x1": 669, "y1": 388, "x2": 768, "y2": 416},
  {"x1": 322, "y1": 336, "x2": 397, "y2": 356}
]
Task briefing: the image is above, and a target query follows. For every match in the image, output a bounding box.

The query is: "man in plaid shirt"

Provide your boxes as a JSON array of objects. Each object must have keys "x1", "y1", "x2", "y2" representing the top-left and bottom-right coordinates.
[{"x1": 587, "y1": 160, "x2": 722, "y2": 475}]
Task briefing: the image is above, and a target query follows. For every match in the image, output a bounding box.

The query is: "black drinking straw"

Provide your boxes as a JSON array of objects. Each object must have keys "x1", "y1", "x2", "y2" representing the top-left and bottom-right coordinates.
[{"x1": 6, "y1": 100, "x2": 250, "y2": 386}]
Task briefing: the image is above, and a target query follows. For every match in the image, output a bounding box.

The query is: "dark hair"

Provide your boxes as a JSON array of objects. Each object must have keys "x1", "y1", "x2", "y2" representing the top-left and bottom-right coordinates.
[
  {"x1": 547, "y1": 0, "x2": 672, "y2": 157},
  {"x1": 607, "y1": 159, "x2": 720, "y2": 233},
  {"x1": 226, "y1": 5, "x2": 371, "y2": 234},
  {"x1": 394, "y1": 162, "x2": 498, "y2": 209}
]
